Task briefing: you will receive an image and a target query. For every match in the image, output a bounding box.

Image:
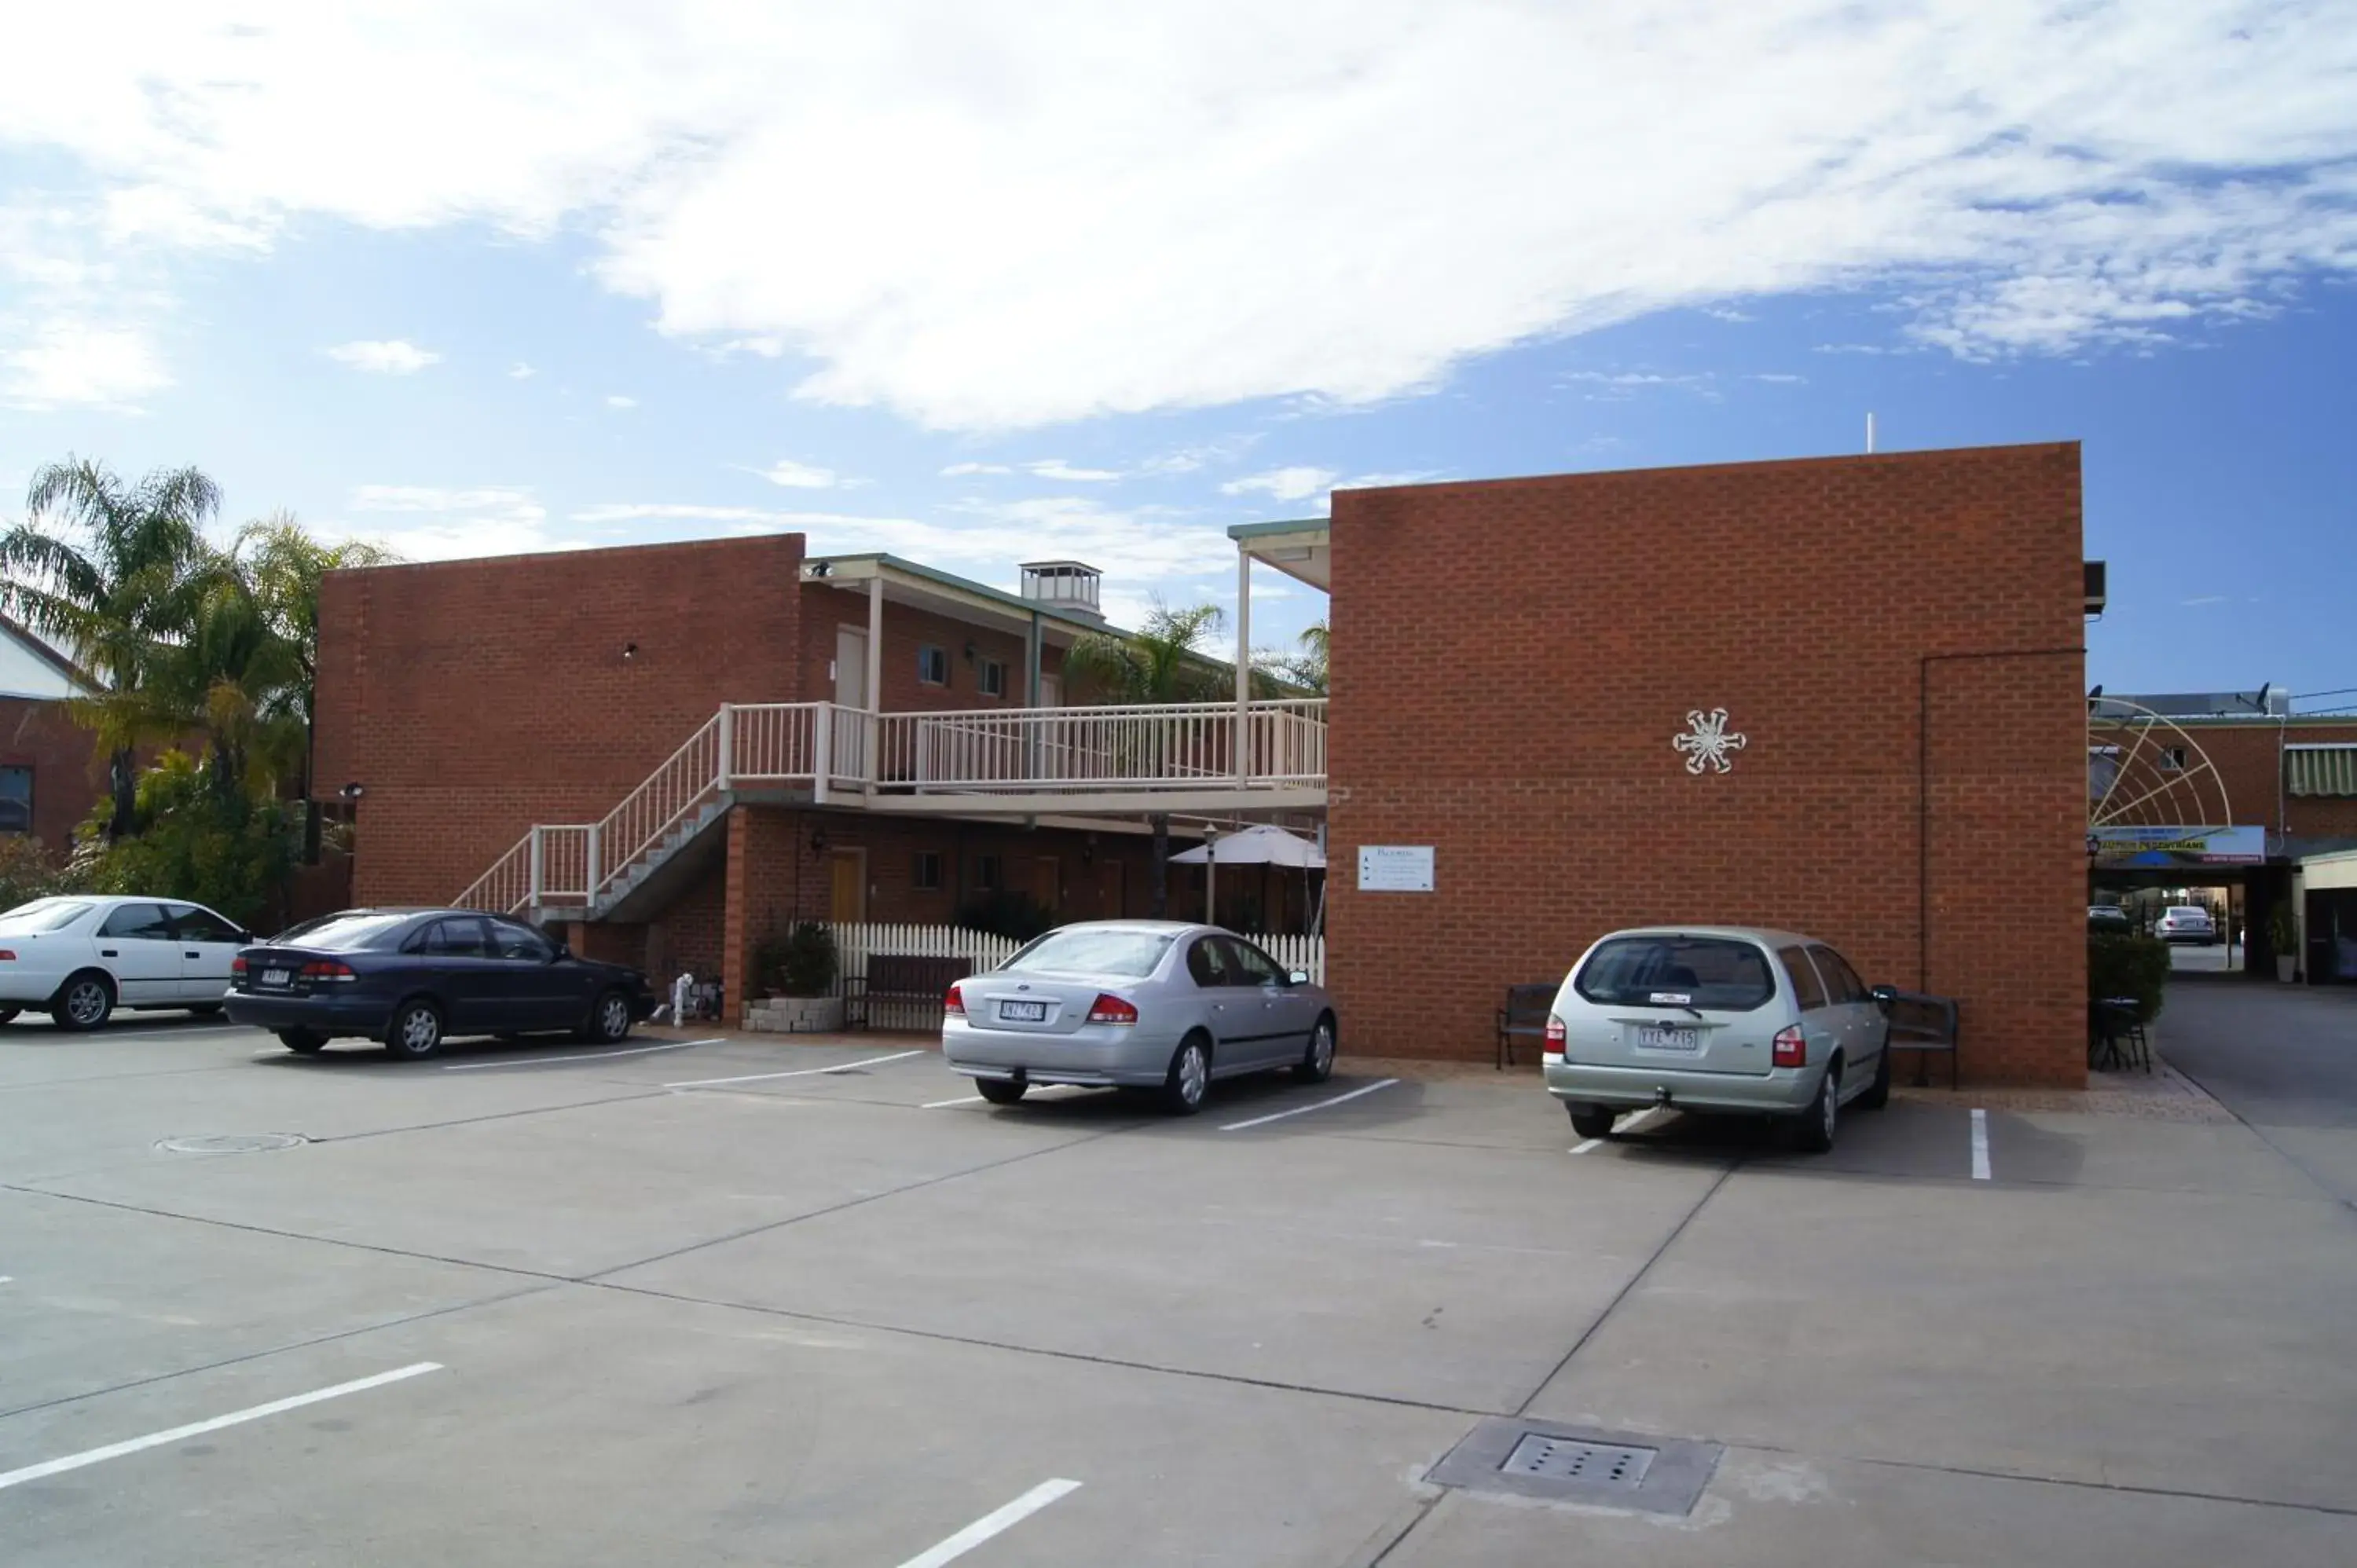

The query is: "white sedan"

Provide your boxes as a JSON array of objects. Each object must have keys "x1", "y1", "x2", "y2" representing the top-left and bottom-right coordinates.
[{"x1": 0, "y1": 896, "x2": 254, "y2": 1031}]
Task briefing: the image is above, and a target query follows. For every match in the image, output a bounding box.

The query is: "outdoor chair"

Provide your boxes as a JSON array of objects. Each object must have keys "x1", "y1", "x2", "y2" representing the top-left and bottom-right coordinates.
[{"x1": 1494, "y1": 983, "x2": 1557, "y2": 1070}]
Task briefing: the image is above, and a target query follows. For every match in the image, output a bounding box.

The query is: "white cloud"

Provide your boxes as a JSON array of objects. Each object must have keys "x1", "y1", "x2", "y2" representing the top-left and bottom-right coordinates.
[
  {"x1": 750, "y1": 457, "x2": 838, "y2": 489},
  {"x1": 336, "y1": 484, "x2": 568, "y2": 560},
  {"x1": 2180, "y1": 594, "x2": 2228, "y2": 606},
  {"x1": 605, "y1": 394, "x2": 637, "y2": 408},
  {"x1": 940, "y1": 461, "x2": 1014, "y2": 477},
  {"x1": 327, "y1": 339, "x2": 438, "y2": 374},
  {"x1": 1749, "y1": 372, "x2": 1807, "y2": 384},
  {"x1": 4, "y1": 5, "x2": 2355, "y2": 424},
  {"x1": 0, "y1": 321, "x2": 170, "y2": 411},
  {"x1": 508, "y1": 361, "x2": 536, "y2": 379},
  {"x1": 1222, "y1": 467, "x2": 1338, "y2": 503},
  {"x1": 1025, "y1": 459, "x2": 1121, "y2": 482},
  {"x1": 572, "y1": 503, "x2": 774, "y2": 524}
]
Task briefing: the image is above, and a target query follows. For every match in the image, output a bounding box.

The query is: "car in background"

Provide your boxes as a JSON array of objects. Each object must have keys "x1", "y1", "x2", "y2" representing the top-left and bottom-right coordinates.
[
  {"x1": 225, "y1": 907, "x2": 657, "y2": 1059},
  {"x1": 941, "y1": 920, "x2": 1337, "y2": 1115},
  {"x1": 1541, "y1": 926, "x2": 1892, "y2": 1152},
  {"x1": 2154, "y1": 905, "x2": 2217, "y2": 944},
  {"x1": 2089, "y1": 905, "x2": 2133, "y2": 935},
  {"x1": 0, "y1": 896, "x2": 253, "y2": 1031}
]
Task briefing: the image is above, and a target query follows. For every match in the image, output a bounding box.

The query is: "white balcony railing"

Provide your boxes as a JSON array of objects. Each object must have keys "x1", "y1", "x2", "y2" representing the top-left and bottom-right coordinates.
[{"x1": 455, "y1": 698, "x2": 1326, "y2": 912}]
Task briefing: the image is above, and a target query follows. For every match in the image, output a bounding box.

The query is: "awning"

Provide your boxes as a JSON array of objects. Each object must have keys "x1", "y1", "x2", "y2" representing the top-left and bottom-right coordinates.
[{"x1": 2289, "y1": 746, "x2": 2357, "y2": 798}]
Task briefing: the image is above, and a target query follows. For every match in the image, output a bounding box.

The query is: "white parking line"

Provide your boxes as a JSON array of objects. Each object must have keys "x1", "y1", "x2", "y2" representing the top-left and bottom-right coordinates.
[
  {"x1": 895, "y1": 1478, "x2": 1081, "y2": 1568},
  {"x1": 1569, "y1": 1105, "x2": 1673, "y2": 1154},
  {"x1": 665, "y1": 1050, "x2": 923, "y2": 1089},
  {"x1": 0, "y1": 1362, "x2": 442, "y2": 1493},
  {"x1": 1970, "y1": 1107, "x2": 1992, "y2": 1180},
  {"x1": 1219, "y1": 1078, "x2": 1398, "y2": 1131},
  {"x1": 922, "y1": 1083, "x2": 1091, "y2": 1109},
  {"x1": 53, "y1": 1025, "x2": 246, "y2": 1044},
  {"x1": 442, "y1": 1039, "x2": 717, "y2": 1072}
]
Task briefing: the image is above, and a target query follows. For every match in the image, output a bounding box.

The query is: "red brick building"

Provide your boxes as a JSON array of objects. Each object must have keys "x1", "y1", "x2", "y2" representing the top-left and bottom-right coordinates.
[
  {"x1": 316, "y1": 441, "x2": 2114, "y2": 1084},
  {"x1": 0, "y1": 616, "x2": 105, "y2": 851}
]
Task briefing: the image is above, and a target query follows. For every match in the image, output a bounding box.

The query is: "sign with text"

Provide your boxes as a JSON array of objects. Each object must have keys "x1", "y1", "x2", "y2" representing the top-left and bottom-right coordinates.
[
  {"x1": 2090, "y1": 825, "x2": 2267, "y2": 866},
  {"x1": 1358, "y1": 844, "x2": 1435, "y2": 892}
]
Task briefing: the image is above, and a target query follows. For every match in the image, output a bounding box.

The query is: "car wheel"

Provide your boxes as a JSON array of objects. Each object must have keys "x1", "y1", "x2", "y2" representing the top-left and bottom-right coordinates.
[
  {"x1": 1567, "y1": 1103, "x2": 1618, "y2": 1139},
  {"x1": 278, "y1": 1028, "x2": 328, "y2": 1054},
  {"x1": 1794, "y1": 1063, "x2": 1840, "y2": 1152},
  {"x1": 1161, "y1": 1033, "x2": 1211, "y2": 1116},
  {"x1": 1292, "y1": 1015, "x2": 1337, "y2": 1083},
  {"x1": 976, "y1": 1077, "x2": 1028, "y2": 1105},
  {"x1": 385, "y1": 999, "x2": 444, "y2": 1060},
  {"x1": 581, "y1": 990, "x2": 633, "y2": 1045},
  {"x1": 52, "y1": 971, "x2": 115, "y2": 1031},
  {"x1": 1858, "y1": 1030, "x2": 1893, "y2": 1111}
]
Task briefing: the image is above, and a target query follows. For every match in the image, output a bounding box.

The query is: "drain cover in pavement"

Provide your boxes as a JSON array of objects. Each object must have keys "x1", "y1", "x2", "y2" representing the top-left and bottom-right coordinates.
[
  {"x1": 156, "y1": 1133, "x2": 309, "y2": 1155},
  {"x1": 1428, "y1": 1417, "x2": 1720, "y2": 1515}
]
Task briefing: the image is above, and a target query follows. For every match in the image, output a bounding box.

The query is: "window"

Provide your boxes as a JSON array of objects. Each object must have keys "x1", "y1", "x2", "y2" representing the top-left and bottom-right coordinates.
[
  {"x1": 0, "y1": 899, "x2": 93, "y2": 935},
  {"x1": 0, "y1": 766, "x2": 28, "y2": 833},
  {"x1": 412, "y1": 917, "x2": 493, "y2": 958},
  {"x1": 918, "y1": 644, "x2": 949, "y2": 686},
  {"x1": 2288, "y1": 745, "x2": 2357, "y2": 798},
  {"x1": 98, "y1": 903, "x2": 174, "y2": 941},
  {"x1": 168, "y1": 904, "x2": 244, "y2": 944},
  {"x1": 1573, "y1": 935, "x2": 1776, "y2": 1012},
  {"x1": 1808, "y1": 944, "x2": 1869, "y2": 1005},
  {"x1": 1219, "y1": 936, "x2": 1284, "y2": 987},
  {"x1": 2157, "y1": 746, "x2": 2187, "y2": 773},
  {"x1": 979, "y1": 658, "x2": 1006, "y2": 698},
  {"x1": 1185, "y1": 936, "x2": 1233, "y2": 987},
  {"x1": 1779, "y1": 947, "x2": 1828, "y2": 1009},
  {"x1": 975, "y1": 853, "x2": 1003, "y2": 891},
  {"x1": 280, "y1": 911, "x2": 409, "y2": 951},
  {"x1": 488, "y1": 919, "x2": 554, "y2": 962},
  {"x1": 913, "y1": 852, "x2": 943, "y2": 891}
]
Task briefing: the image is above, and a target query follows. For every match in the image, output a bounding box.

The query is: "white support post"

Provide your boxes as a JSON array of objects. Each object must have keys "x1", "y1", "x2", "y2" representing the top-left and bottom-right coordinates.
[
  {"x1": 813, "y1": 703, "x2": 834, "y2": 804},
  {"x1": 1206, "y1": 835, "x2": 1218, "y2": 923},
  {"x1": 715, "y1": 705, "x2": 735, "y2": 790},
  {"x1": 866, "y1": 573, "x2": 884, "y2": 788},
  {"x1": 1235, "y1": 545, "x2": 1252, "y2": 784},
  {"x1": 585, "y1": 823, "x2": 601, "y2": 903},
  {"x1": 528, "y1": 827, "x2": 544, "y2": 907}
]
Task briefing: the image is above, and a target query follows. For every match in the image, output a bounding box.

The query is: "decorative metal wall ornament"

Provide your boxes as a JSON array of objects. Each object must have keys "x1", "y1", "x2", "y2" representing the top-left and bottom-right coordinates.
[{"x1": 1673, "y1": 709, "x2": 1748, "y2": 775}]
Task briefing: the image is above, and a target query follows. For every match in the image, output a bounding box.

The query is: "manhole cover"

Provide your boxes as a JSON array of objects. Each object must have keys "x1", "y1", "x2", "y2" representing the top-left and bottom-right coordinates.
[
  {"x1": 1501, "y1": 1433, "x2": 1656, "y2": 1488},
  {"x1": 156, "y1": 1133, "x2": 309, "y2": 1155},
  {"x1": 1428, "y1": 1418, "x2": 1720, "y2": 1515}
]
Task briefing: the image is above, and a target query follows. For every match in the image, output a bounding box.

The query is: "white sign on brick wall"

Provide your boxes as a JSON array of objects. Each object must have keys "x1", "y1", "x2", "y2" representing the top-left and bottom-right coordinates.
[{"x1": 1358, "y1": 844, "x2": 1435, "y2": 892}]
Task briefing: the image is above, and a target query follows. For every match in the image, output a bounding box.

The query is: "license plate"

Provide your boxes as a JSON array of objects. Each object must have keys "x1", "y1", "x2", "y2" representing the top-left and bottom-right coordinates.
[
  {"x1": 999, "y1": 1000, "x2": 1050, "y2": 1023},
  {"x1": 260, "y1": 969, "x2": 292, "y2": 989},
  {"x1": 1634, "y1": 1025, "x2": 1700, "y2": 1053}
]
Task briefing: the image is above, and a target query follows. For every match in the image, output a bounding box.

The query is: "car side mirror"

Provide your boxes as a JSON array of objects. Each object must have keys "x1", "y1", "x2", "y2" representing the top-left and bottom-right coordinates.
[
  {"x1": 1869, "y1": 984, "x2": 1898, "y2": 1008},
  {"x1": 1288, "y1": 969, "x2": 1310, "y2": 986},
  {"x1": 549, "y1": 942, "x2": 570, "y2": 962}
]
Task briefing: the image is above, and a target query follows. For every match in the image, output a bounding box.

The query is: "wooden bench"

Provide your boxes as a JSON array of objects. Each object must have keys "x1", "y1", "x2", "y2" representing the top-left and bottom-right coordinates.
[
  {"x1": 1873, "y1": 986, "x2": 1961, "y2": 1089},
  {"x1": 846, "y1": 953, "x2": 973, "y2": 1032},
  {"x1": 1494, "y1": 983, "x2": 1557, "y2": 1070}
]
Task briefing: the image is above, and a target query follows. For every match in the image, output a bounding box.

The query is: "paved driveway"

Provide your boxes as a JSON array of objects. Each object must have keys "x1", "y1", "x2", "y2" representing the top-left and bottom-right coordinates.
[
  {"x1": 2156, "y1": 975, "x2": 2357, "y2": 1203},
  {"x1": 2, "y1": 1010, "x2": 2354, "y2": 1565}
]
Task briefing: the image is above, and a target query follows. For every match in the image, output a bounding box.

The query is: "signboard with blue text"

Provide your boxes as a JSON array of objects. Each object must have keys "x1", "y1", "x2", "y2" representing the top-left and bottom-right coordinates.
[{"x1": 2089, "y1": 825, "x2": 2266, "y2": 867}]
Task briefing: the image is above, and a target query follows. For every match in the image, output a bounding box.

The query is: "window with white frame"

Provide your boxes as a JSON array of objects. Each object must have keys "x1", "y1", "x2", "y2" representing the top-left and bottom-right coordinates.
[
  {"x1": 913, "y1": 852, "x2": 944, "y2": 890},
  {"x1": 979, "y1": 658, "x2": 1006, "y2": 698},
  {"x1": 917, "y1": 645, "x2": 949, "y2": 686}
]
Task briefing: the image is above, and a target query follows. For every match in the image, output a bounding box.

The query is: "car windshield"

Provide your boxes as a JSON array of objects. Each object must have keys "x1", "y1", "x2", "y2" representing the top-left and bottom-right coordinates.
[
  {"x1": 0, "y1": 899, "x2": 93, "y2": 934},
  {"x1": 1001, "y1": 927, "x2": 1176, "y2": 979},
  {"x1": 1574, "y1": 935, "x2": 1776, "y2": 1012},
  {"x1": 273, "y1": 912, "x2": 412, "y2": 951}
]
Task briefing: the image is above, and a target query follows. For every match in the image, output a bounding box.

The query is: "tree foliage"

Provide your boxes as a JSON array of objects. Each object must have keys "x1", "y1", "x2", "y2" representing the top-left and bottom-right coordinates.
[{"x1": 76, "y1": 751, "x2": 299, "y2": 929}]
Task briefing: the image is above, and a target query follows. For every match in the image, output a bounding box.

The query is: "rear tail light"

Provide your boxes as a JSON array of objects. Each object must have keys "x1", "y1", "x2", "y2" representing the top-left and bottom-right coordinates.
[
  {"x1": 944, "y1": 983, "x2": 965, "y2": 1015},
  {"x1": 1543, "y1": 1017, "x2": 1567, "y2": 1057},
  {"x1": 1772, "y1": 1024, "x2": 1806, "y2": 1068},
  {"x1": 0, "y1": 949, "x2": 15, "y2": 962},
  {"x1": 299, "y1": 959, "x2": 357, "y2": 984},
  {"x1": 231, "y1": 955, "x2": 247, "y2": 976},
  {"x1": 1087, "y1": 993, "x2": 1139, "y2": 1026}
]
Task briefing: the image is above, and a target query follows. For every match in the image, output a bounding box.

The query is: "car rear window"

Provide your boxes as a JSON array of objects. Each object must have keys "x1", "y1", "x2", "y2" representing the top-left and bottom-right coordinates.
[
  {"x1": 1003, "y1": 927, "x2": 1175, "y2": 979},
  {"x1": 1574, "y1": 935, "x2": 1776, "y2": 1012},
  {"x1": 2167, "y1": 907, "x2": 2207, "y2": 918},
  {"x1": 0, "y1": 899, "x2": 93, "y2": 934},
  {"x1": 274, "y1": 912, "x2": 411, "y2": 951}
]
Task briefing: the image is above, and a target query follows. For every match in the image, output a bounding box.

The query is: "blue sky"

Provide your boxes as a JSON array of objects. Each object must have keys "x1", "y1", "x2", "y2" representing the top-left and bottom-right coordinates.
[{"x1": 2, "y1": 3, "x2": 2353, "y2": 698}]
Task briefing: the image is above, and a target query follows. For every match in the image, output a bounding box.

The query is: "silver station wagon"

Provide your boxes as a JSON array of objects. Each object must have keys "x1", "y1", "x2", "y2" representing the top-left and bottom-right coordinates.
[
  {"x1": 1541, "y1": 926, "x2": 1893, "y2": 1152},
  {"x1": 942, "y1": 921, "x2": 1339, "y2": 1116}
]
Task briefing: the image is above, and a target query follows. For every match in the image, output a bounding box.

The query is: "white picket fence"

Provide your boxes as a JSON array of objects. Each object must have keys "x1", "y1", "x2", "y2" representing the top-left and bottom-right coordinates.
[{"x1": 823, "y1": 922, "x2": 1325, "y2": 988}]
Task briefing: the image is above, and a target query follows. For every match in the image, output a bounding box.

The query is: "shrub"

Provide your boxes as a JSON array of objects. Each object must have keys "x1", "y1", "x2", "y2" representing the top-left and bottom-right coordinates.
[
  {"x1": 0, "y1": 835, "x2": 75, "y2": 912},
  {"x1": 75, "y1": 750, "x2": 299, "y2": 929},
  {"x1": 778, "y1": 921, "x2": 838, "y2": 998},
  {"x1": 2089, "y1": 932, "x2": 2170, "y2": 1024}
]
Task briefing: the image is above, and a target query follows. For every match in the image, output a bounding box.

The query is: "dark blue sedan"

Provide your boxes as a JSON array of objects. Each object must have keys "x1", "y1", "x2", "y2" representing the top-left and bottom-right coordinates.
[{"x1": 226, "y1": 907, "x2": 657, "y2": 1059}]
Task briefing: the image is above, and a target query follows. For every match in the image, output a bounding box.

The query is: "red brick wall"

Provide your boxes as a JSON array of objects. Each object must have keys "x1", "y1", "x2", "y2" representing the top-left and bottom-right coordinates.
[
  {"x1": 1329, "y1": 443, "x2": 2088, "y2": 1086},
  {"x1": 315, "y1": 534, "x2": 807, "y2": 906},
  {"x1": 2176, "y1": 721, "x2": 2357, "y2": 844},
  {"x1": 0, "y1": 696, "x2": 104, "y2": 852}
]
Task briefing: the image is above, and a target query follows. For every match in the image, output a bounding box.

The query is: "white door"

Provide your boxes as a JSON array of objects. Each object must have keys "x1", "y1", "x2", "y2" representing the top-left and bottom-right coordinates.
[
  {"x1": 1039, "y1": 673, "x2": 1061, "y2": 708},
  {"x1": 834, "y1": 628, "x2": 867, "y2": 708},
  {"x1": 167, "y1": 903, "x2": 247, "y2": 1002},
  {"x1": 93, "y1": 903, "x2": 182, "y2": 1005}
]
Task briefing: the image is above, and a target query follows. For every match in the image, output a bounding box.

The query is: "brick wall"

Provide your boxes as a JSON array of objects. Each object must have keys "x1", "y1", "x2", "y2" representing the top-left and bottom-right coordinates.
[
  {"x1": 315, "y1": 534, "x2": 807, "y2": 906},
  {"x1": 1329, "y1": 442, "x2": 2088, "y2": 1086},
  {"x1": 799, "y1": 583, "x2": 1069, "y2": 711},
  {"x1": 2173, "y1": 721, "x2": 2357, "y2": 844},
  {"x1": 0, "y1": 696, "x2": 104, "y2": 852}
]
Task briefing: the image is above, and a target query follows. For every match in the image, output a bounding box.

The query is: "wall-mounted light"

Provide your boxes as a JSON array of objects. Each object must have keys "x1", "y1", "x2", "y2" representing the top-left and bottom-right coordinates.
[
  {"x1": 622, "y1": 642, "x2": 639, "y2": 661},
  {"x1": 339, "y1": 782, "x2": 366, "y2": 800},
  {"x1": 963, "y1": 641, "x2": 978, "y2": 665}
]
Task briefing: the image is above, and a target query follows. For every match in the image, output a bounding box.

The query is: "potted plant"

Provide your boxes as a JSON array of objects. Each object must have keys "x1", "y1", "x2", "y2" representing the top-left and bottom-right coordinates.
[
  {"x1": 746, "y1": 921, "x2": 843, "y2": 1032},
  {"x1": 2269, "y1": 902, "x2": 2300, "y2": 984}
]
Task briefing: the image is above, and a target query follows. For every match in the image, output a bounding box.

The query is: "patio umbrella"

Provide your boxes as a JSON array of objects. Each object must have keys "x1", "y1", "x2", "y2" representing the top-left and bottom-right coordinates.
[{"x1": 1172, "y1": 825, "x2": 1325, "y2": 926}]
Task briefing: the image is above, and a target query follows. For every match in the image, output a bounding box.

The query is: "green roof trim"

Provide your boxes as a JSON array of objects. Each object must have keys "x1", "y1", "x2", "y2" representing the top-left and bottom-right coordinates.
[{"x1": 1226, "y1": 518, "x2": 1329, "y2": 541}]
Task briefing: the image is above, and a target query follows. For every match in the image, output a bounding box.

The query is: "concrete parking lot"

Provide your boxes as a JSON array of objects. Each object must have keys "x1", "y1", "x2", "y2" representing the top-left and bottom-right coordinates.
[{"x1": 4, "y1": 999, "x2": 2355, "y2": 1566}]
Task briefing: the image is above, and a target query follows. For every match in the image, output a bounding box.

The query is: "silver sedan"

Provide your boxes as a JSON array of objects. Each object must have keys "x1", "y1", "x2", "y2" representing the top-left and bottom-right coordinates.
[{"x1": 941, "y1": 921, "x2": 1337, "y2": 1115}]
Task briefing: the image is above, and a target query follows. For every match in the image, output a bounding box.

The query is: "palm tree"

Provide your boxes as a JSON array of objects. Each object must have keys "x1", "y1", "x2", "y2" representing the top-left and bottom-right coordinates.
[
  {"x1": 1256, "y1": 618, "x2": 1328, "y2": 694},
  {"x1": 234, "y1": 517, "x2": 396, "y2": 858},
  {"x1": 1062, "y1": 600, "x2": 1234, "y2": 917},
  {"x1": 0, "y1": 459, "x2": 219, "y2": 838}
]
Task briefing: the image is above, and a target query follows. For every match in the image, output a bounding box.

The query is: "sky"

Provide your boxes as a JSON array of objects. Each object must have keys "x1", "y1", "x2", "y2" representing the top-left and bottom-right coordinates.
[{"x1": 2, "y1": 2, "x2": 2354, "y2": 698}]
